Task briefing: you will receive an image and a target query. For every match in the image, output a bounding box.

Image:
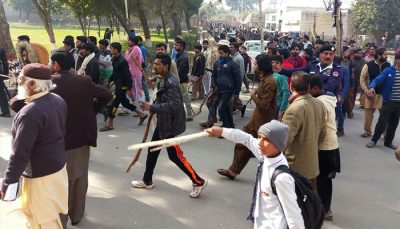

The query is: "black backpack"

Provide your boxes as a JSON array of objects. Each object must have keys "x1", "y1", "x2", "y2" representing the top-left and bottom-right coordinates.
[{"x1": 271, "y1": 165, "x2": 324, "y2": 229}]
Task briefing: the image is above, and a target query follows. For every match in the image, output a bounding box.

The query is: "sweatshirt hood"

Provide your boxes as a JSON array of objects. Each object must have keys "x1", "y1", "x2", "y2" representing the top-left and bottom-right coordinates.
[{"x1": 318, "y1": 94, "x2": 337, "y2": 108}]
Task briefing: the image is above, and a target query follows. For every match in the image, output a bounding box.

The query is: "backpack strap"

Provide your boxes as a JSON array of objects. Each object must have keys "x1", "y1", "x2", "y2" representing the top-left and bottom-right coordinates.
[{"x1": 271, "y1": 164, "x2": 291, "y2": 195}]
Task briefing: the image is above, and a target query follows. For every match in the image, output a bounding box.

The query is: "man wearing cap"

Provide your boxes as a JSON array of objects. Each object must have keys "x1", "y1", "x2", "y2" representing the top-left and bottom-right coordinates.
[
  {"x1": 282, "y1": 72, "x2": 327, "y2": 190},
  {"x1": 205, "y1": 120, "x2": 304, "y2": 229},
  {"x1": 50, "y1": 50, "x2": 112, "y2": 227},
  {"x1": 277, "y1": 44, "x2": 342, "y2": 98},
  {"x1": 77, "y1": 43, "x2": 100, "y2": 84},
  {"x1": 366, "y1": 54, "x2": 400, "y2": 150},
  {"x1": 0, "y1": 63, "x2": 68, "y2": 228}
]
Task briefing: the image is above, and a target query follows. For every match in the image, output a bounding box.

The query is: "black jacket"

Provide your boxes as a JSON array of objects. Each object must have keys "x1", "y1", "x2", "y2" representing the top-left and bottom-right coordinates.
[
  {"x1": 150, "y1": 72, "x2": 186, "y2": 139},
  {"x1": 109, "y1": 54, "x2": 133, "y2": 90},
  {"x1": 176, "y1": 51, "x2": 189, "y2": 83},
  {"x1": 86, "y1": 57, "x2": 100, "y2": 84},
  {"x1": 0, "y1": 47, "x2": 9, "y2": 75},
  {"x1": 191, "y1": 53, "x2": 205, "y2": 77}
]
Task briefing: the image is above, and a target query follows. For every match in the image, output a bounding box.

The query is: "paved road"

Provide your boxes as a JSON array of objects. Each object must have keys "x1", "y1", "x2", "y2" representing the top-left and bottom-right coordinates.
[{"x1": 1, "y1": 93, "x2": 399, "y2": 229}]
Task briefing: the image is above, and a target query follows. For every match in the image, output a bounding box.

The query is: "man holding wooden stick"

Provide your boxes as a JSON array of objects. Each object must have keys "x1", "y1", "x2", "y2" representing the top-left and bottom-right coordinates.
[{"x1": 131, "y1": 54, "x2": 207, "y2": 198}]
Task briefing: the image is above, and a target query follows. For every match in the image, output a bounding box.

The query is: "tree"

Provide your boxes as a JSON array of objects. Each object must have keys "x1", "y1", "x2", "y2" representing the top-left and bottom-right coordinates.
[
  {"x1": 60, "y1": 0, "x2": 96, "y2": 36},
  {"x1": 107, "y1": 0, "x2": 133, "y2": 34},
  {"x1": 9, "y1": 0, "x2": 34, "y2": 22},
  {"x1": 32, "y1": 0, "x2": 58, "y2": 50},
  {"x1": 0, "y1": 0, "x2": 16, "y2": 59},
  {"x1": 352, "y1": 0, "x2": 400, "y2": 40},
  {"x1": 134, "y1": 0, "x2": 151, "y2": 42},
  {"x1": 182, "y1": 0, "x2": 203, "y2": 31},
  {"x1": 225, "y1": 0, "x2": 257, "y2": 12},
  {"x1": 322, "y1": 0, "x2": 333, "y2": 11}
]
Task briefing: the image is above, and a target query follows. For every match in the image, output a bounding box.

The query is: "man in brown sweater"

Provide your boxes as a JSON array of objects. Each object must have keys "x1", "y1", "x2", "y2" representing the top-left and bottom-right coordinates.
[
  {"x1": 217, "y1": 54, "x2": 277, "y2": 179},
  {"x1": 50, "y1": 49, "x2": 112, "y2": 227}
]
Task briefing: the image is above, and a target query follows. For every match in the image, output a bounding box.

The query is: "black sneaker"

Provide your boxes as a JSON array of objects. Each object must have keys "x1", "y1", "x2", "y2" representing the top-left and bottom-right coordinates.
[
  {"x1": 336, "y1": 129, "x2": 344, "y2": 137},
  {"x1": 0, "y1": 113, "x2": 11, "y2": 118}
]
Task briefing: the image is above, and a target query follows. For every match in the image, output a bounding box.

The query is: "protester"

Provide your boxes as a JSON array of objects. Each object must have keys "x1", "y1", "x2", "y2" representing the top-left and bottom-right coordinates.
[
  {"x1": 131, "y1": 54, "x2": 207, "y2": 198},
  {"x1": 0, "y1": 46, "x2": 11, "y2": 117},
  {"x1": 271, "y1": 55, "x2": 290, "y2": 120},
  {"x1": 50, "y1": 50, "x2": 112, "y2": 226},
  {"x1": 217, "y1": 54, "x2": 277, "y2": 179},
  {"x1": 77, "y1": 43, "x2": 100, "y2": 84},
  {"x1": 190, "y1": 44, "x2": 206, "y2": 100}
]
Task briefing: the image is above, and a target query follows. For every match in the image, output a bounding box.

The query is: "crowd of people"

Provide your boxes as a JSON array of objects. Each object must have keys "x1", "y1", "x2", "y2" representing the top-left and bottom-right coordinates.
[{"x1": 0, "y1": 24, "x2": 400, "y2": 229}]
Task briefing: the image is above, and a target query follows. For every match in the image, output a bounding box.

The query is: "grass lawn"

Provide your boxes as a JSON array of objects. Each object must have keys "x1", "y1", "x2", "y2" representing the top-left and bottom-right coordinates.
[{"x1": 9, "y1": 23, "x2": 175, "y2": 53}]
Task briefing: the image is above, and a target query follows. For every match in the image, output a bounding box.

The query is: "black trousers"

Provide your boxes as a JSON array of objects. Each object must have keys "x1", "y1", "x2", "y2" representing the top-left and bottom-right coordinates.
[
  {"x1": 143, "y1": 127, "x2": 204, "y2": 185},
  {"x1": 317, "y1": 149, "x2": 340, "y2": 212},
  {"x1": 0, "y1": 80, "x2": 10, "y2": 115},
  {"x1": 218, "y1": 93, "x2": 234, "y2": 128},
  {"x1": 108, "y1": 87, "x2": 137, "y2": 118},
  {"x1": 371, "y1": 101, "x2": 400, "y2": 144}
]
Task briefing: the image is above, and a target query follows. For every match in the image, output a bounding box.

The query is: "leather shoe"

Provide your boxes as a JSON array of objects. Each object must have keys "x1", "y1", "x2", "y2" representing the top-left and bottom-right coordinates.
[
  {"x1": 384, "y1": 143, "x2": 398, "y2": 150},
  {"x1": 366, "y1": 141, "x2": 376, "y2": 148}
]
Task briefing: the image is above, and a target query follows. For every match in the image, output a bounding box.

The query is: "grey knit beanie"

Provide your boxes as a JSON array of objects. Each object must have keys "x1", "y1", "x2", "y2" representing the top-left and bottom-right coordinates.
[{"x1": 258, "y1": 120, "x2": 289, "y2": 152}]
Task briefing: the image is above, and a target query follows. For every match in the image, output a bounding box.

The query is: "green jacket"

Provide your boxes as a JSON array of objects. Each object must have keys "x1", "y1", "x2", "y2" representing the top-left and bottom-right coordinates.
[{"x1": 273, "y1": 73, "x2": 290, "y2": 111}]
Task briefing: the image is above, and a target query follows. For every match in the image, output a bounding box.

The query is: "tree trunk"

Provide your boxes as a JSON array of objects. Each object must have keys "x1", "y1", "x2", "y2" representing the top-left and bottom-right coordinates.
[
  {"x1": 32, "y1": 0, "x2": 56, "y2": 50},
  {"x1": 107, "y1": 0, "x2": 132, "y2": 35},
  {"x1": 0, "y1": 1, "x2": 16, "y2": 59},
  {"x1": 184, "y1": 11, "x2": 192, "y2": 31},
  {"x1": 96, "y1": 15, "x2": 101, "y2": 37},
  {"x1": 19, "y1": 9, "x2": 22, "y2": 22},
  {"x1": 136, "y1": 0, "x2": 151, "y2": 42},
  {"x1": 160, "y1": 12, "x2": 169, "y2": 46},
  {"x1": 25, "y1": 10, "x2": 32, "y2": 23},
  {"x1": 171, "y1": 12, "x2": 182, "y2": 36},
  {"x1": 76, "y1": 10, "x2": 87, "y2": 36},
  {"x1": 88, "y1": 17, "x2": 92, "y2": 36}
]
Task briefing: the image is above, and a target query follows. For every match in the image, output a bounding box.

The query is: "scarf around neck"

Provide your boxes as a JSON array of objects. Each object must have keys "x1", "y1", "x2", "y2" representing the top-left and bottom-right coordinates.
[{"x1": 77, "y1": 52, "x2": 95, "y2": 75}]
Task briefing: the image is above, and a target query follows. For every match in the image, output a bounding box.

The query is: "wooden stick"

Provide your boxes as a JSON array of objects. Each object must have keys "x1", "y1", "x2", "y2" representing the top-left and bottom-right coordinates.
[
  {"x1": 125, "y1": 112, "x2": 154, "y2": 173},
  {"x1": 188, "y1": 89, "x2": 213, "y2": 118},
  {"x1": 127, "y1": 132, "x2": 208, "y2": 152}
]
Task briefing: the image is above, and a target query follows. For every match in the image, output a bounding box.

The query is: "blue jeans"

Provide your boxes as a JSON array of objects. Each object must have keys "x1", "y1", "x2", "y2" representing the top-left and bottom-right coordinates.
[
  {"x1": 336, "y1": 102, "x2": 344, "y2": 130},
  {"x1": 218, "y1": 93, "x2": 234, "y2": 128},
  {"x1": 0, "y1": 80, "x2": 10, "y2": 115},
  {"x1": 142, "y1": 75, "x2": 150, "y2": 102}
]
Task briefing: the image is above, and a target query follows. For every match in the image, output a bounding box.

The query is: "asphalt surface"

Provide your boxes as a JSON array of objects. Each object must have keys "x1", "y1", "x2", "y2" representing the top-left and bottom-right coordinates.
[{"x1": 1, "y1": 91, "x2": 399, "y2": 229}]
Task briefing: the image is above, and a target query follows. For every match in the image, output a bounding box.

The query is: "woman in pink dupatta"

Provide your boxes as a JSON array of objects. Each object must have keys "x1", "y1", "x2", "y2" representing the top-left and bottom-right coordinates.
[{"x1": 125, "y1": 36, "x2": 144, "y2": 109}]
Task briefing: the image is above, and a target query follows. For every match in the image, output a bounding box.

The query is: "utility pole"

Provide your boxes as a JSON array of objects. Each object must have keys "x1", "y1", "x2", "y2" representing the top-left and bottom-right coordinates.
[
  {"x1": 334, "y1": 0, "x2": 342, "y2": 56},
  {"x1": 259, "y1": 0, "x2": 264, "y2": 52}
]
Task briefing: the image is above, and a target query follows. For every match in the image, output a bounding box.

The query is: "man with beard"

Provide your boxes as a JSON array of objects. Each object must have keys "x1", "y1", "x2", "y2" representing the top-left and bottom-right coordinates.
[
  {"x1": 216, "y1": 54, "x2": 277, "y2": 179},
  {"x1": 1, "y1": 63, "x2": 68, "y2": 228},
  {"x1": 73, "y1": 36, "x2": 87, "y2": 65},
  {"x1": 62, "y1": 35, "x2": 76, "y2": 55},
  {"x1": 77, "y1": 43, "x2": 100, "y2": 84},
  {"x1": 346, "y1": 48, "x2": 366, "y2": 118},
  {"x1": 287, "y1": 43, "x2": 307, "y2": 68},
  {"x1": 50, "y1": 50, "x2": 112, "y2": 227},
  {"x1": 174, "y1": 39, "x2": 194, "y2": 121},
  {"x1": 360, "y1": 48, "x2": 391, "y2": 138}
]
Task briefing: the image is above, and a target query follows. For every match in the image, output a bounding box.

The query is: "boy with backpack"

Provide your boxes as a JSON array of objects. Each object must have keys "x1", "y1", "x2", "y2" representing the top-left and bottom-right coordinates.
[{"x1": 206, "y1": 120, "x2": 309, "y2": 229}]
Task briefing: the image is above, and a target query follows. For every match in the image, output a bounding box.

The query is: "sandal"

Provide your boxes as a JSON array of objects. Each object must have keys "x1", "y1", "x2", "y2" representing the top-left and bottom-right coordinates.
[
  {"x1": 217, "y1": 168, "x2": 236, "y2": 180},
  {"x1": 360, "y1": 132, "x2": 371, "y2": 138},
  {"x1": 99, "y1": 126, "x2": 114, "y2": 132}
]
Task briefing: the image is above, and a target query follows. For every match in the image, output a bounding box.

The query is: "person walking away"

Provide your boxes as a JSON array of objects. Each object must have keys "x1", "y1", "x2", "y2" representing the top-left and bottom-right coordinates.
[
  {"x1": 131, "y1": 54, "x2": 207, "y2": 198},
  {"x1": 1, "y1": 63, "x2": 68, "y2": 228},
  {"x1": 50, "y1": 50, "x2": 112, "y2": 227},
  {"x1": 309, "y1": 76, "x2": 341, "y2": 221},
  {"x1": 282, "y1": 72, "x2": 327, "y2": 190}
]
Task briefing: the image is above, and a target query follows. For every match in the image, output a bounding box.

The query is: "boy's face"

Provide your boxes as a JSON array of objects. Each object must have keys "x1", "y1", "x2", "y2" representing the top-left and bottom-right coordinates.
[
  {"x1": 271, "y1": 60, "x2": 281, "y2": 73},
  {"x1": 257, "y1": 134, "x2": 280, "y2": 157}
]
